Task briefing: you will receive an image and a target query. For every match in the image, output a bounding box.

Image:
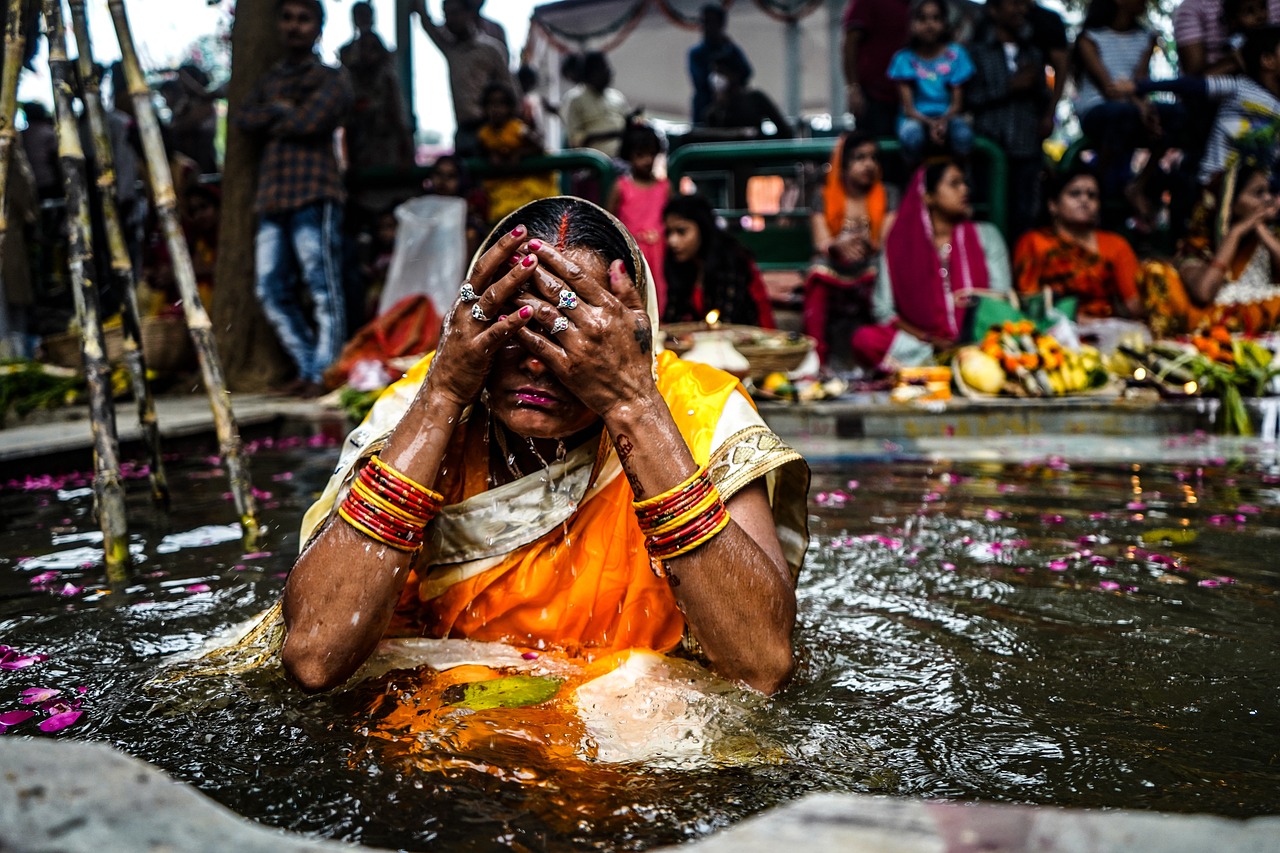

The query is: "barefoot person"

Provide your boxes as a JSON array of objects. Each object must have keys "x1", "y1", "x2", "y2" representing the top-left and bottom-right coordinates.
[{"x1": 280, "y1": 197, "x2": 809, "y2": 696}]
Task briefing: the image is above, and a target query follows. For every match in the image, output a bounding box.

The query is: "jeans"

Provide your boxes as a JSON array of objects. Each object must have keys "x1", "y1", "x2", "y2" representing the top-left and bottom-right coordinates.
[
  {"x1": 254, "y1": 200, "x2": 346, "y2": 383},
  {"x1": 898, "y1": 115, "x2": 974, "y2": 161}
]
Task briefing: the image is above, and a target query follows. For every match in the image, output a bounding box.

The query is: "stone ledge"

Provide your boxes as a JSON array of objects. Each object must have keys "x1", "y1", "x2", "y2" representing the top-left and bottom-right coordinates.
[
  {"x1": 0, "y1": 737, "x2": 374, "y2": 853},
  {"x1": 660, "y1": 791, "x2": 1280, "y2": 853},
  {"x1": 4, "y1": 738, "x2": 1277, "y2": 853}
]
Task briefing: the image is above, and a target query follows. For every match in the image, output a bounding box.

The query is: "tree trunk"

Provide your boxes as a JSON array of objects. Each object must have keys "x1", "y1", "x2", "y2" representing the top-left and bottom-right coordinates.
[{"x1": 212, "y1": 0, "x2": 289, "y2": 392}]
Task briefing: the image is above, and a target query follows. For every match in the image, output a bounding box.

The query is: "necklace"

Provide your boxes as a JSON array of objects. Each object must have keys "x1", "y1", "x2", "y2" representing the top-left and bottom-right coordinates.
[{"x1": 492, "y1": 421, "x2": 525, "y2": 481}]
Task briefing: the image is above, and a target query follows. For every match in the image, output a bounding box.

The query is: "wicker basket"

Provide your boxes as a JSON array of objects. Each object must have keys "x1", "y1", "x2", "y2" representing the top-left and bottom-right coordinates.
[
  {"x1": 41, "y1": 315, "x2": 195, "y2": 375},
  {"x1": 663, "y1": 322, "x2": 815, "y2": 379}
]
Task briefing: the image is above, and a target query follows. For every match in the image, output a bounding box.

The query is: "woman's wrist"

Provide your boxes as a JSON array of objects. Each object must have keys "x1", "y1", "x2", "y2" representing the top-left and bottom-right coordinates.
[{"x1": 600, "y1": 385, "x2": 667, "y2": 436}]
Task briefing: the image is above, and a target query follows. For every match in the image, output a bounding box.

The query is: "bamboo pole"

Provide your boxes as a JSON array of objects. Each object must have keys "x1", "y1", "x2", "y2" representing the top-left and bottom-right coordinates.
[
  {"x1": 106, "y1": 0, "x2": 261, "y2": 549},
  {"x1": 43, "y1": 0, "x2": 130, "y2": 579},
  {"x1": 0, "y1": 0, "x2": 26, "y2": 277},
  {"x1": 68, "y1": 0, "x2": 169, "y2": 509}
]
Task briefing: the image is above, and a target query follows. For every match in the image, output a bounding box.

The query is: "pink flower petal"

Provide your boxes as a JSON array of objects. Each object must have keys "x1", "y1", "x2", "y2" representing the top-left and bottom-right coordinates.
[
  {"x1": 521, "y1": 652, "x2": 539, "y2": 660},
  {"x1": 29, "y1": 571, "x2": 58, "y2": 585},
  {"x1": 37, "y1": 709, "x2": 83, "y2": 733},
  {"x1": 20, "y1": 688, "x2": 59, "y2": 705},
  {"x1": 984, "y1": 508, "x2": 1004, "y2": 521},
  {"x1": 846, "y1": 479, "x2": 860, "y2": 490},
  {"x1": 0, "y1": 710, "x2": 37, "y2": 727},
  {"x1": 1126, "y1": 501, "x2": 1147, "y2": 511},
  {"x1": 1048, "y1": 559, "x2": 1069, "y2": 571},
  {"x1": 922, "y1": 492, "x2": 943, "y2": 503},
  {"x1": 1197, "y1": 579, "x2": 1221, "y2": 588},
  {"x1": 58, "y1": 583, "x2": 83, "y2": 596},
  {"x1": 941, "y1": 562, "x2": 957, "y2": 571},
  {"x1": 184, "y1": 584, "x2": 211, "y2": 594},
  {"x1": 1237, "y1": 504, "x2": 1261, "y2": 514},
  {"x1": 0, "y1": 653, "x2": 48, "y2": 670},
  {"x1": 241, "y1": 552, "x2": 273, "y2": 560},
  {"x1": 1098, "y1": 580, "x2": 1121, "y2": 591},
  {"x1": 1041, "y1": 514, "x2": 1065, "y2": 524}
]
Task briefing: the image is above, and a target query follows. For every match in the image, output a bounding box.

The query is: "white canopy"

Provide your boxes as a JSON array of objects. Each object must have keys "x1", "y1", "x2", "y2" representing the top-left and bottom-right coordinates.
[{"x1": 526, "y1": 0, "x2": 847, "y2": 127}]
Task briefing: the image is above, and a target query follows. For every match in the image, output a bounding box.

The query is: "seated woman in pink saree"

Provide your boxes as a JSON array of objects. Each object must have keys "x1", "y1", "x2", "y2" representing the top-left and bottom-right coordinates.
[{"x1": 851, "y1": 158, "x2": 1012, "y2": 371}]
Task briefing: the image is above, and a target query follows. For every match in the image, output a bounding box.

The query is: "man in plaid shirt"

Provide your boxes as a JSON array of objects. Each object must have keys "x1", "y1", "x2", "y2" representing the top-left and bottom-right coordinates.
[{"x1": 237, "y1": 0, "x2": 353, "y2": 397}]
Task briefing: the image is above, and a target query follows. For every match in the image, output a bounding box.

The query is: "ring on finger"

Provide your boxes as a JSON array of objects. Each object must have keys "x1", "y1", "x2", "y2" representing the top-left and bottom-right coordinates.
[
  {"x1": 550, "y1": 316, "x2": 569, "y2": 334},
  {"x1": 556, "y1": 289, "x2": 579, "y2": 311},
  {"x1": 459, "y1": 283, "x2": 480, "y2": 303},
  {"x1": 471, "y1": 303, "x2": 490, "y2": 323}
]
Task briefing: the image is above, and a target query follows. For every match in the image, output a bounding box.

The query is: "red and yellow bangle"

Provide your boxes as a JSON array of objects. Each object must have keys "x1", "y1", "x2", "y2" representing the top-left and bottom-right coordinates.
[
  {"x1": 336, "y1": 454, "x2": 444, "y2": 553},
  {"x1": 632, "y1": 465, "x2": 731, "y2": 571}
]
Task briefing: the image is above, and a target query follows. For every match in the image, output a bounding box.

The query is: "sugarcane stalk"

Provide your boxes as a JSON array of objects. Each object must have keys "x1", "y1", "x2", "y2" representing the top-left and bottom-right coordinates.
[
  {"x1": 0, "y1": 0, "x2": 27, "y2": 276},
  {"x1": 68, "y1": 0, "x2": 169, "y2": 509},
  {"x1": 107, "y1": 0, "x2": 261, "y2": 549},
  {"x1": 43, "y1": 0, "x2": 129, "y2": 579}
]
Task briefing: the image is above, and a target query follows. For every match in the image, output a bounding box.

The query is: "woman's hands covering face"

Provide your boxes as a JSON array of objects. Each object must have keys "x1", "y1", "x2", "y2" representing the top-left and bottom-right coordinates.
[
  {"x1": 427, "y1": 225, "x2": 540, "y2": 408},
  {"x1": 509, "y1": 240, "x2": 657, "y2": 420}
]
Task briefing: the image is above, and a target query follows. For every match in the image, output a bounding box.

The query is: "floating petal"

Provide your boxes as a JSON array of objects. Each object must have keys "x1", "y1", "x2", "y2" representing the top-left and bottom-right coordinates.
[
  {"x1": 38, "y1": 710, "x2": 83, "y2": 733},
  {"x1": 0, "y1": 710, "x2": 37, "y2": 728},
  {"x1": 20, "y1": 688, "x2": 59, "y2": 705}
]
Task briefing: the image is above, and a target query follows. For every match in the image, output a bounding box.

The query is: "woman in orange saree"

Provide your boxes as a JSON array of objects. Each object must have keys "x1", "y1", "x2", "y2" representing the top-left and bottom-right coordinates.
[{"x1": 278, "y1": 195, "x2": 808, "y2": 695}]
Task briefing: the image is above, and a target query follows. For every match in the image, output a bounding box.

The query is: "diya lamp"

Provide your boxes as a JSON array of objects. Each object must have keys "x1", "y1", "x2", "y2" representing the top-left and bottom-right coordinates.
[{"x1": 680, "y1": 310, "x2": 751, "y2": 377}]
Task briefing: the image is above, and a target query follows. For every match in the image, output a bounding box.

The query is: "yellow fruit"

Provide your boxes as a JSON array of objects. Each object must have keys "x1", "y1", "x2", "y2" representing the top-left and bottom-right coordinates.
[
  {"x1": 957, "y1": 346, "x2": 1006, "y2": 394},
  {"x1": 761, "y1": 372, "x2": 790, "y2": 392}
]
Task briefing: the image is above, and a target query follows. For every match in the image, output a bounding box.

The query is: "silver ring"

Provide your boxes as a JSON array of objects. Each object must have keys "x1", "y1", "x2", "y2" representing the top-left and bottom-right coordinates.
[
  {"x1": 471, "y1": 303, "x2": 490, "y2": 323},
  {"x1": 550, "y1": 316, "x2": 569, "y2": 334},
  {"x1": 556, "y1": 290, "x2": 579, "y2": 310},
  {"x1": 459, "y1": 283, "x2": 480, "y2": 302}
]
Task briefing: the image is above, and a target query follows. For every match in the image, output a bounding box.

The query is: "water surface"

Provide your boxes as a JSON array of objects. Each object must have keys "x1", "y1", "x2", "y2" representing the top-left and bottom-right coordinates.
[{"x1": 2, "y1": 432, "x2": 1278, "y2": 850}]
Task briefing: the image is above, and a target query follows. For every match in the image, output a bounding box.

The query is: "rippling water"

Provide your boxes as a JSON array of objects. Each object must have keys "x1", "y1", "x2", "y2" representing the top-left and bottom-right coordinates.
[{"x1": 2, "y1": 431, "x2": 1279, "y2": 851}]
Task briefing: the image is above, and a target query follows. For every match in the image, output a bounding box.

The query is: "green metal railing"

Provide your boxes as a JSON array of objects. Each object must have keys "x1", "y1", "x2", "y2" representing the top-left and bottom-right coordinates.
[
  {"x1": 353, "y1": 148, "x2": 617, "y2": 202},
  {"x1": 666, "y1": 137, "x2": 1009, "y2": 269}
]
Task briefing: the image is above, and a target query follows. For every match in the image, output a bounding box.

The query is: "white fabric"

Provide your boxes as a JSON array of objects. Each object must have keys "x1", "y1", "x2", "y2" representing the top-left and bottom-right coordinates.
[
  {"x1": 1074, "y1": 27, "x2": 1154, "y2": 118},
  {"x1": 378, "y1": 195, "x2": 469, "y2": 317},
  {"x1": 1201, "y1": 76, "x2": 1280, "y2": 183}
]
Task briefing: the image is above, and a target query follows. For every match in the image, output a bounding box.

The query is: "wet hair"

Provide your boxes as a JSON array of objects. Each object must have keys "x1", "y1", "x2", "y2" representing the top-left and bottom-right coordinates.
[
  {"x1": 619, "y1": 122, "x2": 663, "y2": 162},
  {"x1": 838, "y1": 130, "x2": 878, "y2": 176},
  {"x1": 1242, "y1": 26, "x2": 1280, "y2": 78},
  {"x1": 662, "y1": 194, "x2": 762, "y2": 326},
  {"x1": 277, "y1": 0, "x2": 324, "y2": 29},
  {"x1": 908, "y1": 0, "x2": 954, "y2": 49},
  {"x1": 481, "y1": 197, "x2": 643, "y2": 301}
]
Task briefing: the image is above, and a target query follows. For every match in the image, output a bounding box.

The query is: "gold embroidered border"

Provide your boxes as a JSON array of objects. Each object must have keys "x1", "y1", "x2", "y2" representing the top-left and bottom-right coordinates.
[{"x1": 706, "y1": 425, "x2": 805, "y2": 500}]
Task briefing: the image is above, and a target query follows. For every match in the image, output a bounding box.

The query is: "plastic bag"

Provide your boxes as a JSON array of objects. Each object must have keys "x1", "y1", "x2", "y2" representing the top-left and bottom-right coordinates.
[{"x1": 378, "y1": 195, "x2": 468, "y2": 318}]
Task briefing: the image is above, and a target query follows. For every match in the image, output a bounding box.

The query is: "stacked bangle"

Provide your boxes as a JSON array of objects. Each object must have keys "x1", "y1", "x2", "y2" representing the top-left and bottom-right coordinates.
[
  {"x1": 633, "y1": 466, "x2": 731, "y2": 567},
  {"x1": 336, "y1": 455, "x2": 444, "y2": 553}
]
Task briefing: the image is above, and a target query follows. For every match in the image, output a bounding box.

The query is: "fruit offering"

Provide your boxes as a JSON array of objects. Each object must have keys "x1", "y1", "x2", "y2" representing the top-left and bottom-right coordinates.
[{"x1": 958, "y1": 323, "x2": 1109, "y2": 397}]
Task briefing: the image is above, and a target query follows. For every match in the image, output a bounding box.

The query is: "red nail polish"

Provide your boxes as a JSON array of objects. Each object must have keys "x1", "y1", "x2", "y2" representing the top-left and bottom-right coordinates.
[
  {"x1": 527, "y1": 239, "x2": 543, "y2": 252},
  {"x1": 519, "y1": 306, "x2": 532, "y2": 318},
  {"x1": 522, "y1": 255, "x2": 537, "y2": 267},
  {"x1": 498, "y1": 315, "x2": 507, "y2": 322},
  {"x1": 510, "y1": 225, "x2": 525, "y2": 237}
]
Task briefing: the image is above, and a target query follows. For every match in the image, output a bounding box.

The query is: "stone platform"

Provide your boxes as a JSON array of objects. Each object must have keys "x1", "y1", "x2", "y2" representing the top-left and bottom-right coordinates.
[{"x1": 3, "y1": 738, "x2": 1277, "y2": 853}]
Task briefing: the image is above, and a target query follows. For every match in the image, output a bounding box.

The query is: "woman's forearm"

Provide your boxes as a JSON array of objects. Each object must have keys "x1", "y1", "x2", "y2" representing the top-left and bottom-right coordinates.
[
  {"x1": 281, "y1": 383, "x2": 465, "y2": 692},
  {"x1": 602, "y1": 391, "x2": 796, "y2": 693}
]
